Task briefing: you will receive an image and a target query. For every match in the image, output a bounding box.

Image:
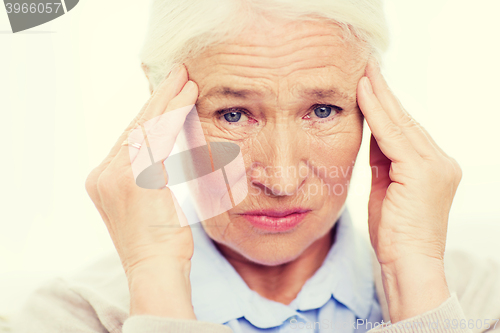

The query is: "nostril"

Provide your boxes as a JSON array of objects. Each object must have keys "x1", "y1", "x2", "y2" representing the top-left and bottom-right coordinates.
[
  {"x1": 249, "y1": 161, "x2": 310, "y2": 197},
  {"x1": 254, "y1": 178, "x2": 304, "y2": 197}
]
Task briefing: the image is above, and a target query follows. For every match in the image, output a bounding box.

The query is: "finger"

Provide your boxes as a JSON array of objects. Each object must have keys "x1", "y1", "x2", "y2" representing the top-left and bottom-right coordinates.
[
  {"x1": 365, "y1": 58, "x2": 444, "y2": 158},
  {"x1": 100, "y1": 64, "x2": 188, "y2": 169},
  {"x1": 119, "y1": 81, "x2": 199, "y2": 186},
  {"x1": 136, "y1": 64, "x2": 189, "y2": 125},
  {"x1": 135, "y1": 80, "x2": 199, "y2": 164},
  {"x1": 357, "y1": 76, "x2": 420, "y2": 164},
  {"x1": 365, "y1": 58, "x2": 408, "y2": 123},
  {"x1": 125, "y1": 64, "x2": 190, "y2": 163}
]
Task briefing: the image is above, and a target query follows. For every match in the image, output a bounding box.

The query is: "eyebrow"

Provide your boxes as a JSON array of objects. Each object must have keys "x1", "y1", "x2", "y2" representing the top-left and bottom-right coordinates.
[
  {"x1": 201, "y1": 87, "x2": 264, "y2": 100},
  {"x1": 302, "y1": 88, "x2": 341, "y2": 99},
  {"x1": 197, "y1": 85, "x2": 349, "y2": 106}
]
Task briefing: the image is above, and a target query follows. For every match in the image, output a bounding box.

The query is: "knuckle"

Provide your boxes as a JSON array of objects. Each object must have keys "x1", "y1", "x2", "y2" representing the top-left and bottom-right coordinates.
[
  {"x1": 420, "y1": 156, "x2": 462, "y2": 194},
  {"x1": 434, "y1": 158, "x2": 461, "y2": 184},
  {"x1": 371, "y1": 104, "x2": 385, "y2": 115},
  {"x1": 96, "y1": 169, "x2": 119, "y2": 196},
  {"x1": 397, "y1": 111, "x2": 411, "y2": 124},
  {"x1": 399, "y1": 115, "x2": 420, "y2": 129},
  {"x1": 442, "y1": 164, "x2": 456, "y2": 182},
  {"x1": 382, "y1": 122, "x2": 403, "y2": 139},
  {"x1": 85, "y1": 167, "x2": 103, "y2": 200},
  {"x1": 85, "y1": 170, "x2": 98, "y2": 194},
  {"x1": 421, "y1": 158, "x2": 449, "y2": 182},
  {"x1": 95, "y1": 173, "x2": 110, "y2": 196}
]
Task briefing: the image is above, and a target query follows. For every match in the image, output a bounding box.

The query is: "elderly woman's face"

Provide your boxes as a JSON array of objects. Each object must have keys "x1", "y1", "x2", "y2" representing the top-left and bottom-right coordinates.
[{"x1": 184, "y1": 18, "x2": 369, "y2": 265}]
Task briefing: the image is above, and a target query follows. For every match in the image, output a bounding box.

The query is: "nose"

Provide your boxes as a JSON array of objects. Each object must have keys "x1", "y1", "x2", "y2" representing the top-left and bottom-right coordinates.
[{"x1": 250, "y1": 123, "x2": 309, "y2": 197}]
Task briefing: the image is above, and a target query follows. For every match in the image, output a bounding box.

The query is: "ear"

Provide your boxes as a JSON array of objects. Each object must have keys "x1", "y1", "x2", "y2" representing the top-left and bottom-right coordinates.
[{"x1": 141, "y1": 63, "x2": 154, "y2": 95}]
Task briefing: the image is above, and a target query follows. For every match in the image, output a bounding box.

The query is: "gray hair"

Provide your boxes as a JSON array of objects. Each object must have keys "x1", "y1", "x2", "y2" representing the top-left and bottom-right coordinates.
[{"x1": 140, "y1": 0, "x2": 390, "y2": 87}]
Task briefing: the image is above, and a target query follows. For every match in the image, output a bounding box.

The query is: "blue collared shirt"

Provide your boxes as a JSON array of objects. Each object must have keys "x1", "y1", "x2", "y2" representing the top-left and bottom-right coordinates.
[{"x1": 181, "y1": 197, "x2": 383, "y2": 333}]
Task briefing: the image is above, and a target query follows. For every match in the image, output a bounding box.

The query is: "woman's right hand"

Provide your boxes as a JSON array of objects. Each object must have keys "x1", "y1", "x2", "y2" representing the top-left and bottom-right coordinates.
[{"x1": 85, "y1": 64, "x2": 199, "y2": 319}]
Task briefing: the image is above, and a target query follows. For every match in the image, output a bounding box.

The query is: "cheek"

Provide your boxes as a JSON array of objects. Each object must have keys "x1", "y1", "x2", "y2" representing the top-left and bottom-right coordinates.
[
  {"x1": 308, "y1": 114, "x2": 363, "y2": 186},
  {"x1": 175, "y1": 109, "x2": 248, "y2": 223}
]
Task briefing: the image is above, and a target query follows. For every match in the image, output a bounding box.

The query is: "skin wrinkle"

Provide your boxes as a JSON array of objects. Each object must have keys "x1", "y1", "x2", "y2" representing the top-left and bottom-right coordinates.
[
  {"x1": 195, "y1": 29, "x2": 360, "y2": 79},
  {"x1": 211, "y1": 26, "x2": 350, "y2": 55},
  {"x1": 200, "y1": 56, "x2": 348, "y2": 78},
  {"x1": 182, "y1": 18, "x2": 369, "y2": 304},
  {"x1": 200, "y1": 86, "x2": 350, "y2": 106}
]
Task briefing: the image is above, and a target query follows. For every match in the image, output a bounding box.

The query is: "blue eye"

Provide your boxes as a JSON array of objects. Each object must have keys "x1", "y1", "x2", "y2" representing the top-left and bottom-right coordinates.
[
  {"x1": 314, "y1": 106, "x2": 332, "y2": 118},
  {"x1": 223, "y1": 112, "x2": 242, "y2": 122}
]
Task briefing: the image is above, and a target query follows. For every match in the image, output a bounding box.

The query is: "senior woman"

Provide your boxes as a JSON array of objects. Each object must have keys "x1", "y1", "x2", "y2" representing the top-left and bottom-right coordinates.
[{"x1": 11, "y1": 0, "x2": 500, "y2": 332}]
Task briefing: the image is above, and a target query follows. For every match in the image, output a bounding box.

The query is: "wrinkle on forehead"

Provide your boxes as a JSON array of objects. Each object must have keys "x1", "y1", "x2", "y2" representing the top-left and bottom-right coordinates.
[
  {"x1": 217, "y1": 15, "x2": 348, "y2": 49},
  {"x1": 186, "y1": 18, "x2": 369, "y2": 111},
  {"x1": 195, "y1": 27, "x2": 365, "y2": 75}
]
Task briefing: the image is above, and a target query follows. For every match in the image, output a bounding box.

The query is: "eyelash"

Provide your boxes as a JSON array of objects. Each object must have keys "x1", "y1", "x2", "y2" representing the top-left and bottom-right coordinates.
[
  {"x1": 216, "y1": 108, "x2": 255, "y2": 125},
  {"x1": 304, "y1": 104, "x2": 343, "y2": 123},
  {"x1": 216, "y1": 104, "x2": 343, "y2": 125}
]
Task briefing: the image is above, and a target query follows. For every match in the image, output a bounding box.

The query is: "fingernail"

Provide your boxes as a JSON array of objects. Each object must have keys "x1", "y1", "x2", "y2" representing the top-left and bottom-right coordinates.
[
  {"x1": 363, "y1": 77, "x2": 373, "y2": 94},
  {"x1": 185, "y1": 80, "x2": 196, "y2": 92}
]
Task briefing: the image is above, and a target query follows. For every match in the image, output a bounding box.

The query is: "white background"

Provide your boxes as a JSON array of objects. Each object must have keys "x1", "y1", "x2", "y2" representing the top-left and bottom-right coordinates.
[{"x1": 1, "y1": 0, "x2": 499, "y2": 319}]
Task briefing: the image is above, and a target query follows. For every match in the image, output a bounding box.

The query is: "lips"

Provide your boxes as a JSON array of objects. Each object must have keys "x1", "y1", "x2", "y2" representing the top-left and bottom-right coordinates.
[{"x1": 240, "y1": 208, "x2": 311, "y2": 232}]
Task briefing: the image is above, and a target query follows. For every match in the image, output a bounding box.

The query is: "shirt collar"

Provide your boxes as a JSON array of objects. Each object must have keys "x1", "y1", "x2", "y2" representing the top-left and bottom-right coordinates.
[
  {"x1": 291, "y1": 208, "x2": 375, "y2": 319},
  {"x1": 183, "y1": 197, "x2": 375, "y2": 327}
]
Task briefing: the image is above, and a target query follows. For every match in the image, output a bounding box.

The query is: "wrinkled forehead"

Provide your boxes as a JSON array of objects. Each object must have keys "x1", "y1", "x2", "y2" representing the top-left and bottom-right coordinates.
[{"x1": 186, "y1": 18, "x2": 369, "y2": 105}]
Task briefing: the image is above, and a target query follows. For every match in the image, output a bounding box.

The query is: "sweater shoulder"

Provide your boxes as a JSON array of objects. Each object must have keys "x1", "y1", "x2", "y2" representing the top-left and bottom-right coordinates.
[
  {"x1": 443, "y1": 249, "x2": 500, "y2": 327},
  {"x1": 371, "y1": 247, "x2": 500, "y2": 328},
  {"x1": 11, "y1": 253, "x2": 130, "y2": 333}
]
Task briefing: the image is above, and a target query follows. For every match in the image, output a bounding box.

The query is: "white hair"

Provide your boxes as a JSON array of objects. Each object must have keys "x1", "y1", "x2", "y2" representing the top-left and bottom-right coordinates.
[{"x1": 140, "y1": 0, "x2": 390, "y2": 87}]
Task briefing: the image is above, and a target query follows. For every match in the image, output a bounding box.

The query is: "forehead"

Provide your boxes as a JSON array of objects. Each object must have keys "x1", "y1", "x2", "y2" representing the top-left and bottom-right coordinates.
[{"x1": 185, "y1": 18, "x2": 369, "y2": 105}]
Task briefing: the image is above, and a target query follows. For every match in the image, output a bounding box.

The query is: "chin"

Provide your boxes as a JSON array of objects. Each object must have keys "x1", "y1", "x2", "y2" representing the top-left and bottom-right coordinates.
[
  {"x1": 245, "y1": 239, "x2": 310, "y2": 266},
  {"x1": 217, "y1": 223, "x2": 328, "y2": 266}
]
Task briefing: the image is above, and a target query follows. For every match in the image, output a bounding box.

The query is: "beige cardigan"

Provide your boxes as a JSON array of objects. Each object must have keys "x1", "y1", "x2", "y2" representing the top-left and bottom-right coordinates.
[{"x1": 9, "y1": 247, "x2": 500, "y2": 333}]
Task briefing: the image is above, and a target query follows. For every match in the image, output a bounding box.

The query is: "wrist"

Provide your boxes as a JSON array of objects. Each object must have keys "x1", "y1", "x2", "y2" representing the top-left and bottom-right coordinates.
[
  {"x1": 380, "y1": 254, "x2": 450, "y2": 323},
  {"x1": 128, "y1": 259, "x2": 195, "y2": 319}
]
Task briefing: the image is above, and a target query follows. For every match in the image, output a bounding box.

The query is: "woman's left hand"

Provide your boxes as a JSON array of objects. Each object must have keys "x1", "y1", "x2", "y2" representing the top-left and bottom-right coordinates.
[{"x1": 357, "y1": 58, "x2": 462, "y2": 323}]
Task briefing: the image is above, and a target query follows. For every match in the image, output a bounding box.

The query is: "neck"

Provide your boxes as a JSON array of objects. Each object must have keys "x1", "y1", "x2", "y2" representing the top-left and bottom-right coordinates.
[{"x1": 216, "y1": 227, "x2": 335, "y2": 305}]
